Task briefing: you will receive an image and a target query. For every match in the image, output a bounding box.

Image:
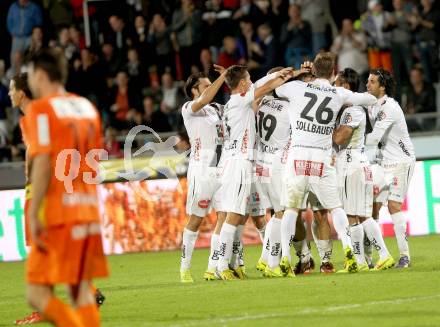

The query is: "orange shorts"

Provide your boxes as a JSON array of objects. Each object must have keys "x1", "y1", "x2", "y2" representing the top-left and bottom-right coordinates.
[{"x1": 26, "y1": 222, "x2": 109, "y2": 285}]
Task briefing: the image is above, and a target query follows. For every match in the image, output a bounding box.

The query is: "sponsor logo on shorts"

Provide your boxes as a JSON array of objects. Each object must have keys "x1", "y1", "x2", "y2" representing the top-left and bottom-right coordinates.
[
  {"x1": 393, "y1": 177, "x2": 398, "y2": 186},
  {"x1": 256, "y1": 164, "x2": 269, "y2": 177},
  {"x1": 198, "y1": 199, "x2": 211, "y2": 209},
  {"x1": 294, "y1": 160, "x2": 324, "y2": 177},
  {"x1": 251, "y1": 192, "x2": 260, "y2": 203}
]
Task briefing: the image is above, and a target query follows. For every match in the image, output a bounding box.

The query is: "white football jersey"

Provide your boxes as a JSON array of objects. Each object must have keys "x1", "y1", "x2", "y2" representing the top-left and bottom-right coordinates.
[
  {"x1": 222, "y1": 86, "x2": 256, "y2": 160},
  {"x1": 275, "y1": 78, "x2": 377, "y2": 157},
  {"x1": 336, "y1": 105, "x2": 369, "y2": 166},
  {"x1": 366, "y1": 95, "x2": 415, "y2": 164},
  {"x1": 182, "y1": 101, "x2": 224, "y2": 166},
  {"x1": 256, "y1": 93, "x2": 291, "y2": 165}
]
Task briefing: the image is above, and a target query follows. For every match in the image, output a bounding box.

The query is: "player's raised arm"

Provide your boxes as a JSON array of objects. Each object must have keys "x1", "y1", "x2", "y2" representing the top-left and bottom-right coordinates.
[
  {"x1": 189, "y1": 64, "x2": 226, "y2": 112},
  {"x1": 254, "y1": 67, "x2": 305, "y2": 100},
  {"x1": 337, "y1": 87, "x2": 377, "y2": 107}
]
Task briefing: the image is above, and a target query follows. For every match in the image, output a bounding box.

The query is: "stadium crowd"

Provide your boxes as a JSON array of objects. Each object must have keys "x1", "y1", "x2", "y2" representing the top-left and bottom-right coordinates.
[{"x1": 0, "y1": 0, "x2": 439, "y2": 162}]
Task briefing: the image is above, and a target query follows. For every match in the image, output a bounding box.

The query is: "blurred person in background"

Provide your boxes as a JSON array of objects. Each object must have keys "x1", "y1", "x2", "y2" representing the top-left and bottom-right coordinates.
[
  {"x1": 172, "y1": 0, "x2": 203, "y2": 78},
  {"x1": 237, "y1": 20, "x2": 263, "y2": 64},
  {"x1": 125, "y1": 47, "x2": 148, "y2": 94},
  {"x1": 24, "y1": 27, "x2": 44, "y2": 60},
  {"x1": 232, "y1": 0, "x2": 265, "y2": 27},
  {"x1": 331, "y1": 18, "x2": 369, "y2": 84},
  {"x1": 202, "y1": 0, "x2": 233, "y2": 56},
  {"x1": 409, "y1": 0, "x2": 440, "y2": 83},
  {"x1": 54, "y1": 26, "x2": 78, "y2": 61},
  {"x1": 402, "y1": 66, "x2": 437, "y2": 131},
  {"x1": 108, "y1": 15, "x2": 133, "y2": 53},
  {"x1": 133, "y1": 15, "x2": 154, "y2": 61},
  {"x1": 281, "y1": 4, "x2": 313, "y2": 68},
  {"x1": 385, "y1": 0, "x2": 414, "y2": 100},
  {"x1": 109, "y1": 71, "x2": 141, "y2": 130},
  {"x1": 7, "y1": 0, "x2": 42, "y2": 64},
  {"x1": 6, "y1": 51, "x2": 24, "y2": 83},
  {"x1": 217, "y1": 35, "x2": 245, "y2": 68},
  {"x1": 0, "y1": 81, "x2": 11, "y2": 162},
  {"x1": 160, "y1": 72, "x2": 185, "y2": 130},
  {"x1": 99, "y1": 42, "x2": 123, "y2": 77},
  {"x1": 135, "y1": 95, "x2": 172, "y2": 132},
  {"x1": 43, "y1": 0, "x2": 73, "y2": 30},
  {"x1": 149, "y1": 13, "x2": 174, "y2": 77},
  {"x1": 291, "y1": 0, "x2": 338, "y2": 55},
  {"x1": 266, "y1": 0, "x2": 289, "y2": 36},
  {"x1": 361, "y1": 0, "x2": 393, "y2": 71}
]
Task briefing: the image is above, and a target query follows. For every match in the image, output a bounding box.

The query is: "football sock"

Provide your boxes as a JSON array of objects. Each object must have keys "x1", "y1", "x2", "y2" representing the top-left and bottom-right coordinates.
[
  {"x1": 316, "y1": 240, "x2": 333, "y2": 263},
  {"x1": 391, "y1": 212, "x2": 410, "y2": 258},
  {"x1": 180, "y1": 228, "x2": 198, "y2": 270},
  {"x1": 350, "y1": 223, "x2": 366, "y2": 265},
  {"x1": 281, "y1": 209, "x2": 298, "y2": 263},
  {"x1": 207, "y1": 233, "x2": 220, "y2": 271},
  {"x1": 218, "y1": 223, "x2": 236, "y2": 272},
  {"x1": 230, "y1": 225, "x2": 244, "y2": 268},
  {"x1": 364, "y1": 233, "x2": 374, "y2": 265},
  {"x1": 43, "y1": 297, "x2": 82, "y2": 327},
  {"x1": 261, "y1": 218, "x2": 273, "y2": 263},
  {"x1": 257, "y1": 226, "x2": 265, "y2": 243},
  {"x1": 268, "y1": 218, "x2": 282, "y2": 268},
  {"x1": 331, "y1": 208, "x2": 352, "y2": 250},
  {"x1": 362, "y1": 217, "x2": 390, "y2": 260},
  {"x1": 77, "y1": 304, "x2": 100, "y2": 327}
]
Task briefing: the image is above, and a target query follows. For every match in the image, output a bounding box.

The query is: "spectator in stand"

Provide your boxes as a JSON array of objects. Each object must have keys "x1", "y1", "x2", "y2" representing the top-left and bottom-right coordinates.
[
  {"x1": 291, "y1": 0, "x2": 338, "y2": 55},
  {"x1": 172, "y1": 0, "x2": 203, "y2": 78},
  {"x1": 217, "y1": 35, "x2": 245, "y2": 68},
  {"x1": 0, "y1": 82, "x2": 11, "y2": 162},
  {"x1": 23, "y1": 27, "x2": 44, "y2": 61},
  {"x1": 202, "y1": 0, "x2": 233, "y2": 55},
  {"x1": 160, "y1": 72, "x2": 185, "y2": 130},
  {"x1": 54, "y1": 26, "x2": 78, "y2": 61},
  {"x1": 403, "y1": 66, "x2": 437, "y2": 131},
  {"x1": 266, "y1": 0, "x2": 289, "y2": 36},
  {"x1": 100, "y1": 42, "x2": 123, "y2": 77},
  {"x1": 148, "y1": 14, "x2": 174, "y2": 77},
  {"x1": 69, "y1": 25, "x2": 85, "y2": 51},
  {"x1": 385, "y1": 0, "x2": 414, "y2": 99},
  {"x1": 6, "y1": 51, "x2": 24, "y2": 83},
  {"x1": 43, "y1": 0, "x2": 74, "y2": 30},
  {"x1": 232, "y1": 0, "x2": 265, "y2": 27},
  {"x1": 6, "y1": 0, "x2": 43, "y2": 64},
  {"x1": 200, "y1": 48, "x2": 214, "y2": 77},
  {"x1": 104, "y1": 127, "x2": 123, "y2": 158},
  {"x1": 248, "y1": 23, "x2": 280, "y2": 79},
  {"x1": 109, "y1": 71, "x2": 140, "y2": 130},
  {"x1": 108, "y1": 15, "x2": 133, "y2": 52},
  {"x1": 361, "y1": 0, "x2": 393, "y2": 71},
  {"x1": 135, "y1": 96, "x2": 172, "y2": 132},
  {"x1": 281, "y1": 4, "x2": 313, "y2": 69},
  {"x1": 331, "y1": 19, "x2": 369, "y2": 78},
  {"x1": 409, "y1": 0, "x2": 440, "y2": 83},
  {"x1": 237, "y1": 20, "x2": 263, "y2": 63},
  {"x1": 125, "y1": 48, "x2": 148, "y2": 94},
  {"x1": 133, "y1": 15, "x2": 154, "y2": 61}
]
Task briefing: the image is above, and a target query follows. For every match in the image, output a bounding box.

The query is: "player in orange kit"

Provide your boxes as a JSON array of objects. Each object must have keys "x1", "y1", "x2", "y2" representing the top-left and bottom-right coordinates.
[{"x1": 23, "y1": 49, "x2": 108, "y2": 327}]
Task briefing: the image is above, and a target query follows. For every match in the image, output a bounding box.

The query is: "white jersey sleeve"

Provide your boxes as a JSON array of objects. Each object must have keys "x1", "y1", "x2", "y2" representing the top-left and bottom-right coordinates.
[
  {"x1": 336, "y1": 87, "x2": 377, "y2": 107},
  {"x1": 275, "y1": 80, "x2": 304, "y2": 101},
  {"x1": 254, "y1": 72, "x2": 279, "y2": 89},
  {"x1": 182, "y1": 100, "x2": 206, "y2": 117},
  {"x1": 365, "y1": 104, "x2": 394, "y2": 147}
]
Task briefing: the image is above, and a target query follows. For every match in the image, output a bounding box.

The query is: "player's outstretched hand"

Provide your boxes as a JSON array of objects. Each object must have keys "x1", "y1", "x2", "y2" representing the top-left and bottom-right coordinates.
[
  {"x1": 301, "y1": 61, "x2": 313, "y2": 72},
  {"x1": 213, "y1": 64, "x2": 226, "y2": 75},
  {"x1": 278, "y1": 67, "x2": 295, "y2": 80}
]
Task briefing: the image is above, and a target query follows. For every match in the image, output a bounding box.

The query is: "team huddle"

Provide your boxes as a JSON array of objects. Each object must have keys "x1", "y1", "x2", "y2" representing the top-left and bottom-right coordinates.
[{"x1": 179, "y1": 52, "x2": 415, "y2": 282}]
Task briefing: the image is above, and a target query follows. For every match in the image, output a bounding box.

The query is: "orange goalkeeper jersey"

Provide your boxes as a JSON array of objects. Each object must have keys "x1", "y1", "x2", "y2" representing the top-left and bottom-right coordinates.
[{"x1": 24, "y1": 92, "x2": 103, "y2": 227}]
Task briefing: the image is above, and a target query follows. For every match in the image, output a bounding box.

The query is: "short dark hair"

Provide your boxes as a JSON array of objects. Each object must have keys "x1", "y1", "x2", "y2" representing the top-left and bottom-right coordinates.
[
  {"x1": 225, "y1": 65, "x2": 248, "y2": 90},
  {"x1": 12, "y1": 73, "x2": 32, "y2": 99},
  {"x1": 313, "y1": 52, "x2": 335, "y2": 79},
  {"x1": 184, "y1": 72, "x2": 205, "y2": 98},
  {"x1": 370, "y1": 68, "x2": 395, "y2": 97},
  {"x1": 28, "y1": 48, "x2": 68, "y2": 84},
  {"x1": 338, "y1": 68, "x2": 360, "y2": 92}
]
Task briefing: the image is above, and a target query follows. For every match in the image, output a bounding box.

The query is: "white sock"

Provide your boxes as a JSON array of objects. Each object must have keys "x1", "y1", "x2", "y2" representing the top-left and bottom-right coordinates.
[
  {"x1": 362, "y1": 217, "x2": 390, "y2": 260},
  {"x1": 331, "y1": 208, "x2": 352, "y2": 250},
  {"x1": 230, "y1": 225, "x2": 244, "y2": 269},
  {"x1": 268, "y1": 218, "x2": 282, "y2": 268},
  {"x1": 257, "y1": 226, "x2": 266, "y2": 243},
  {"x1": 350, "y1": 223, "x2": 366, "y2": 265},
  {"x1": 207, "y1": 234, "x2": 220, "y2": 271},
  {"x1": 364, "y1": 233, "x2": 373, "y2": 265},
  {"x1": 391, "y1": 212, "x2": 410, "y2": 258},
  {"x1": 180, "y1": 228, "x2": 198, "y2": 270},
  {"x1": 261, "y1": 218, "x2": 273, "y2": 263},
  {"x1": 218, "y1": 223, "x2": 237, "y2": 272},
  {"x1": 281, "y1": 209, "x2": 298, "y2": 263},
  {"x1": 316, "y1": 239, "x2": 333, "y2": 263}
]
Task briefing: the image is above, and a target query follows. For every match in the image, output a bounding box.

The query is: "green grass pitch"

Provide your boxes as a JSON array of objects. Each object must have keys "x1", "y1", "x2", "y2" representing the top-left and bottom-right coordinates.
[{"x1": 1, "y1": 235, "x2": 440, "y2": 326}]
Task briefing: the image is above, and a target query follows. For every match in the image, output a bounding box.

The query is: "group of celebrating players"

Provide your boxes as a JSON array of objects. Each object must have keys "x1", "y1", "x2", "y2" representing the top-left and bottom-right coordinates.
[{"x1": 179, "y1": 52, "x2": 415, "y2": 282}]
